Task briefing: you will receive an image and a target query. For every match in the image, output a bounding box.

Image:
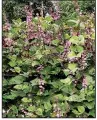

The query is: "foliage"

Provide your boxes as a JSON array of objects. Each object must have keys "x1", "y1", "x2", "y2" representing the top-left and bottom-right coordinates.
[
  {"x1": 59, "y1": 0, "x2": 95, "y2": 23},
  {"x1": 3, "y1": 0, "x2": 53, "y2": 22},
  {"x1": 3, "y1": 0, "x2": 95, "y2": 23},
  {"x1": 2, "y1": 8, "x2": 95, "y2": 118}
]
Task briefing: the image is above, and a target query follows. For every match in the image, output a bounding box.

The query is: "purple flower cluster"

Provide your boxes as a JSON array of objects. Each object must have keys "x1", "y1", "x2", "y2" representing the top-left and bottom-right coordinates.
[
  {"x1": 61, "y1": 41, "x2": 71, "y2": 59},
  {"x1": 3, "y1": 23, "x2": 11, "y2": 31},
  {"x1": 39, "y1": 78, "x2": 45, "y2": 95},
  {"x1": 36, "y1": 65, "x2": 44, "y2": 73},
  {"x1": 51, "y1": 12, "x2": 60, "y2": 20},
  {"x1": 3, "y1": 38, "x2": 13, "y2": 47},
  {"x1": 82, "y1": 76, "x2": 88, "y2": 88},
  {"x1": 79, "y1": 51, "x2": 87, "y2": 70},
  {"x1": 24, "y1": 5, "x2": 33, "y2": 24},
  {"x1": 53, "y1": 103, "x2": 62, "y2": 118}
]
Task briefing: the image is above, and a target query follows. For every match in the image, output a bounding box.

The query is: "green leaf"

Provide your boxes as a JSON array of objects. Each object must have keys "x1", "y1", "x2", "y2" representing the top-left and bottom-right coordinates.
[
  {"x1": 35, "y1": 50, "x2": 43, "y2": 59},
  {"x1": 86, "y1": 75, "x2": 94, "y2": 85},
  {"x1": 80, "y1": 22, "x2": 85, "y2": 29},
  {"x1": 53, "y1": 94, "x2": 64, "y2": 101},
  {"x1": 67, "y1": 51, "x2": 76, "y2": 58},
  {"x1": 72, "y1": 109, "x2": 81, "y2": 115},
  {"x1": 3, "y1": 79, "x2": 8, "y2": 86},
  {"x1": 91, "y1": 33, "x2": 95, "y2": 39},
  {"x1": 41, "y1": 22, "x2": 48, "y2": 30},
  {"x1": 67, "y1": 19, "x2": 79, "y2": 27},
  {"x1": 76, "y1": 46, "x2": 84, "y2": 53},
  {"x1": 69, "y1": 36, "x2": 79, "y2": 45},
  {"x1": 52, "y1": 39, "x2": 60, "y2": 46},
  {"x1": 65, "y1": 33, "x2": 70, "y2": 39},
  {"x1": 56, "y1": 45, "x2": 64, "y2": 52},
  {"x1": 32, "y1": 61, "x2": 39, "y2": 67},
  {"x1": 53, "y1": 24, "x2": 59, "y2": 32},
  {"x1": 11, "y1": 105, "x2": 18, "y2": 114},
  {"x1": 63, "y1": 69, "x2": 70, "y2": 76},
  {"x1": 14, "y1": 67, "x2": 21, "y2": 73},
  {"x1": 44, "y1": 101, "x2": 52, "y2": 111},
  {"x1": 60, "y1": 77, "x2": 71, "y2": 85},
  {"x1": 77, "y1": 106, "x2": 85, "y2": 114},
  {"x1": 8, "y1": 55, "x2": 17, "y2": 61},
  {"x1": 9, "y1": 75, "x2": 26, "y2": 85},
  {"x1": 27, "y1": 106, "x2": 35, "y2": 112},
  {"x1": 9, "y1": 61, "x2": 16, "y2": 67},
  {"x1": 89, "y1": 109, "x2": 95, "y2": 117},
  {"x1": 22, "y1": 97, "x2": 32, "y2": 103},
  {"x1": 30, "y1": 78, "x2": 40, "y2": 86},
  {"x1": 85, "y1": 102, "x2": 94, "y2": 109},
  {"x1": 36, "y1": 108, "x2": 43, "y2": 116},
  {"x1": 68, "y1": 94, "x2": 85, "y2": 102},
  {"x1": 14, "y1": 85, "x2": 22, "y2": 90},
  {"x1": 45, "y1": 16, "x2": 53, "y2": 23},
  {"x1": 78, "y1": 35, "x2": 85, "y2": 45},
  {"x1": 68, "y1": 63, "x2": 77, "y2": 72},
  {"x1": 42, "y1": 49, "x2": 51, "y2": 55}
]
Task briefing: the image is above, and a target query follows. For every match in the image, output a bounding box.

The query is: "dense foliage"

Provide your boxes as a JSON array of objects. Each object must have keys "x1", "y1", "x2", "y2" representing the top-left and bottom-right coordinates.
[
  {"x1": 3, "y1": 0, "x2": 95, "y2": 22},
  {"x1": 3, "y1": 0, "x2": 95, "y2": 118},
  {"x1": 3, "y1": 0, "x2": 53, "y2": 22}
]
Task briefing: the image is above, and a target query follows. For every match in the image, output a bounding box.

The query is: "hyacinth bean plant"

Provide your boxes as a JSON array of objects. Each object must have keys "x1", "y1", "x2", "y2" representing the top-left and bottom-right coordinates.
[{"x1": 2, "y1": 5, "x2": 95, "y2": 118}]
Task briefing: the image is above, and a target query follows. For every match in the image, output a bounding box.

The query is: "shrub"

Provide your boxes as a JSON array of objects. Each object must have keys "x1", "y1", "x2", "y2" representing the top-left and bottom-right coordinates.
[
  {"x1": 3, "y1": 12, "x2": 95, "y2": 117},
  {"x1": 59, "y1": 0, "x2": 95, "y2": 23}
]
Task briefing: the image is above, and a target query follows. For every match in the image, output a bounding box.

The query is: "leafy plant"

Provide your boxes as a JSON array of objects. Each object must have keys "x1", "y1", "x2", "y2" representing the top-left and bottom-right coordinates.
[{"x1": 2, "y1": 7, "x2": 95, "y2": 118}]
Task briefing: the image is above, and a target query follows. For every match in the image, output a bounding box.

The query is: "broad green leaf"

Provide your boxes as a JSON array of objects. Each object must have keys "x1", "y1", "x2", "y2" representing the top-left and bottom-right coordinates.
[
  {"x1": 44, "y1": 101, "x2": 52, "y2": 111},
  {"x1": 41, "y1": 22, "x2": 48, "y2": 30},
  {"x1": 42, "y1": 49, "x2": 51, "y2": 55},
  {"x1": 8, "y1": 55, "x2": 17, "y2": 61},
  {"x1": 69, "y1": 36, "x2": 79, "y2": 45},
  {"x1": 53, "y1": 24, "x2": 59, "y2": 32},
  {"x1": 45, "y1": 16, "x2": 53, "y2": 23},
  {"x1": 80, "y1": 22, "x2": 85, "y2": 29},
  {"x1": 76, "y1": 53, "x2": 82, "y2": 57},
  {"x1": 63, "y1": 69, "x2": 70, "y2": 76},
  {"x1": 85, "y1": 75, "x2": 95, "y2": 85},
  {"x1": 32, "y1": 61, "x2": 39, "y2": 67},
  {"x1": 68, "y1": 63, "x2": 77, "y2": 72},
  {"x1": 60, "y1": 77, "x2": 71, "y2": 85},
  {"x1": 36, "y1": 108, "x2": 43, "y2": 116},
  {"x1": 68, "y1": 94, "x2": 85, "y2": 102},
  {"x1": 30, "y1": 78, "x2": 40, "y2": 86},
  {"x1": 3, "y1": 79, "x2": 8, "y2": 86},
  {"x1": 78, "y1": 35, "x2": 85, "y2": 45},
  {"x1": 65, "y1": 33, "x2": 70, "y2": 39},
  {"x1": 56, "y1": 45, "x2": 64, "y2": 52},
  {"x1": 11, "y1": 105, "x2": 18, "y2": 114},
  {"x1": 53, "y1": 94, "x2": 64, "y2": 101},
  {"x1": 89, "y1": 109, "x2": 95, "y2": 117},
  {"x1": 17, "y1": 59, "x2": 23, "y2": 65},
  {"x1": 76, "y1": 46, "x2": 84, "y2": 53},
  {"x1": 27, "y1": 106, "x2": 35, "y2": 112},
  {"x1": 85, "y1": 102, "x2": 94, "y2": 109},
  {"x1": 9, "y1": 75, "x2": 26, "y2": 85},
  {"x1": 52, "y1": 39, "x2": 60, "y2": 46},
  {"x1": 91, "y1": 33, "x2": 95, "y2": 39},
  {"x1": 67, "y1": 19, "x2": 79, "y2": 27},
  {"x1": 67, "y1": 51, "x2": 76, "y2": 58},
  {"x1": 14, "y1": 67, "x2": 21, "y2": 73},
  {"x1": 22, "y1": 97, "x2": 32, "y2": 103},
  {"x1": 14, "y1": 85, "x2": 22, "y2": 89},
  {"x1": 9, "y1": 61, "x2": 16, "y2": 67},
  {"x1": 77, "y1": 106, "x2": 85, "y2": 114},
  {"x1": 35, "y1": 50, "x2": 43, "y2": 59},
  {"x1": 72, "y1": 109, "x2": 81, "y2": 115}
]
